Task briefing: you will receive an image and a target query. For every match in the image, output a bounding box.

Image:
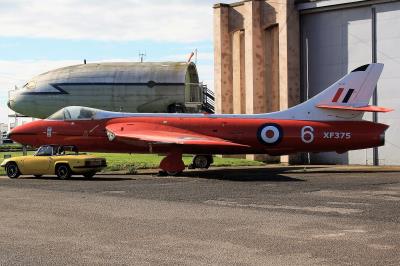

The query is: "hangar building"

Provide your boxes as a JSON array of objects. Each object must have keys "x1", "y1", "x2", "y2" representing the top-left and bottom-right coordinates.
[{"x1": 214, "y1": 0, "x2": 400, "y2": 165}]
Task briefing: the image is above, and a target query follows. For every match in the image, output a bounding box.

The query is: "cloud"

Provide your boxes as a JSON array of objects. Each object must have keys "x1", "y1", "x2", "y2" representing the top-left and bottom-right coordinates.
[{"x1": 0, "y1": 0, "x2": 225, "y2": 43}]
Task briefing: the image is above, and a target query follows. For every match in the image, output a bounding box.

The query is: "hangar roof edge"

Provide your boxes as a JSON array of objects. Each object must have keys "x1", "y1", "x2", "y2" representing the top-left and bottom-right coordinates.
[{"x1": 297, "y1": 0, "x2": 398, "y2": 11}]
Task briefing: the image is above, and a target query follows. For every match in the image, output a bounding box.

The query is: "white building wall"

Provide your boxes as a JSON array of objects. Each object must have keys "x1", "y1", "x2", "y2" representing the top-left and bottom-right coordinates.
[{"x1": 376, "y1": 1, "x2": 400, "y2": 165}]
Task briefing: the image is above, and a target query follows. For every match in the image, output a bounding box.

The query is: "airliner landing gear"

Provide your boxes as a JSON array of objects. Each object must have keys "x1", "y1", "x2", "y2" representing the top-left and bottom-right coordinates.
[
  {"x1": 159, "y1": 152, "x2": 185, "y2": 176},
  {"x1": 188, "y1": 155, "x2": 213, "y2": 169}
]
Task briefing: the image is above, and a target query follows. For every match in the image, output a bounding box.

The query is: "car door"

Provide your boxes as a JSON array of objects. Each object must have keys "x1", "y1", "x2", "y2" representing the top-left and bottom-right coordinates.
[
  {"x1": 24, "y1": 146, "x2": 53, "y2": 174},
  {"x1": 28, "y1": 156, "x2": 52, "y2": 174}
]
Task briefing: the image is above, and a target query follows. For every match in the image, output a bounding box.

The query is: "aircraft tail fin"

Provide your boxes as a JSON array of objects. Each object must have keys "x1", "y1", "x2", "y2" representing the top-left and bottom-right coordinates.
[
  {"x1": 314, "y1": 63, "x2": 391, "y2": 112},
  {"x1": 265, "y1": 63, "x2": 393, "y2": 121}
]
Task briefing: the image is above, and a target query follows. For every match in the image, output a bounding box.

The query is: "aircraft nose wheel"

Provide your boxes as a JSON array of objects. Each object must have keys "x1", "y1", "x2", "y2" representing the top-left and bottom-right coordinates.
[{"x1": 189, "y1": 155, "x2": 213, "y2": 169}]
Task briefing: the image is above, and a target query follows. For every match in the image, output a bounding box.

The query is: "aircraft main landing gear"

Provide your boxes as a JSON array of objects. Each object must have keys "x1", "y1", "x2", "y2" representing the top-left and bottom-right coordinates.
[
  {"x1": 188, "y1": 155, "x2": 213, "y2": 169},
  {"x1": 159, "y1": 152, "x2": 185, "y2": 176}
]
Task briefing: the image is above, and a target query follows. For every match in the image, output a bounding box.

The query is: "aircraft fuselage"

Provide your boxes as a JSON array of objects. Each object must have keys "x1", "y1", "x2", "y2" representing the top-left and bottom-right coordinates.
[{"x1": 10, "y1": 116, "x2": 387, "y2": 156}]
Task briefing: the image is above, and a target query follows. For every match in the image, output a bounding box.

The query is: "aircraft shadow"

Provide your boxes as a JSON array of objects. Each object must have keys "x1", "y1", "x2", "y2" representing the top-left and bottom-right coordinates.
[{"x1": 182, "y1": 167, "x2": 306, "y2": 182}]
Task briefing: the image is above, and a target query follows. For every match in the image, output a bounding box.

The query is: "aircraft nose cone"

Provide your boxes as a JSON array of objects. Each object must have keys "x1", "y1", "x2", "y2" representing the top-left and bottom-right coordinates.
[
  {"x1": 6, "y1": 130, "x2": 13, "y2": 139},
  {"x1": 7, "y1": 122, "x2": 39, "y2": 146},
  {"x1": 7, "y1": 126, "x2": 21, "y2": 139}
]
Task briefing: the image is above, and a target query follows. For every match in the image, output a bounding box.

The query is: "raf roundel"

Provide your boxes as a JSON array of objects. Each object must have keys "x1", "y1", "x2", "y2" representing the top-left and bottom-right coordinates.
[{"x1": 257, "y1": 123, "x2": 283, "y2": 145}]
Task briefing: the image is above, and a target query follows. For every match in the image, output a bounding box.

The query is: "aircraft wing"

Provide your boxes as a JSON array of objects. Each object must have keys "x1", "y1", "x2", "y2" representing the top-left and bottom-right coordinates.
[{"x1": 105, "y1": 122, "x2": 249, "y2": 148}]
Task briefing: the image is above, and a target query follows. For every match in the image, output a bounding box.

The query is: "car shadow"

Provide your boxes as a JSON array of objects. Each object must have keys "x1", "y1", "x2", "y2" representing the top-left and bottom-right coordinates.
[{"x1": 17, "y1": 176, "x2": 134, "y2": 181}]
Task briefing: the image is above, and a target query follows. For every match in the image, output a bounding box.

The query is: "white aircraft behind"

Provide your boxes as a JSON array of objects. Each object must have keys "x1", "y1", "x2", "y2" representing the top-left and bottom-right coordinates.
[{"x1": 8, "y1": 62, "x2": 213, "y2": 118}]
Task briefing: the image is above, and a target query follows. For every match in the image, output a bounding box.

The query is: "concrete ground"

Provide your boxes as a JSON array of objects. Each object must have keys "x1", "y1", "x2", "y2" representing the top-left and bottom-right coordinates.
[{"x1": 0, "y1": 166, "x2": 399, "y2": 265}]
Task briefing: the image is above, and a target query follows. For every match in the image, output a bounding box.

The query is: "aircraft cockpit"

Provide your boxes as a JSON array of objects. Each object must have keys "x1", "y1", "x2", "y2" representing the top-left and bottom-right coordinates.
[{"x1": 47, "y1": 106, "x2": 117, "y2": 121}]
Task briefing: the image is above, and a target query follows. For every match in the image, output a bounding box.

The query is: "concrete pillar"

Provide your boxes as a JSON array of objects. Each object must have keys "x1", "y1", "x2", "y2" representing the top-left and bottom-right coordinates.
[
  {"x1": 244, "y1": 0, "x2": 268, "y2": 162},
  {"x1": 265, "y1": 24, "x2": 280, "y2": 112},
  {"x1": 214, "y1": 5, "x2": 233, "y2": 114},
  {"x1": 232, "y1": 30, "x2": 246, "y2": 114},
  {"x1": 244, "y1": 0, "x2": 266, "y2": 115},
  {"x1": 280, "y1": 1, "x2": 300, "y2": 163},
  {"x1": 213, "y1": 0, "x2": 300, "y2": 164}
]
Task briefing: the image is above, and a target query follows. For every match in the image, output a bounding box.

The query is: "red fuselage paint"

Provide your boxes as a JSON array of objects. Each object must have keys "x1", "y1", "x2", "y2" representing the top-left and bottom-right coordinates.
[{"x1": 9, "y1": 116, "x2": 388, "y2": 156}]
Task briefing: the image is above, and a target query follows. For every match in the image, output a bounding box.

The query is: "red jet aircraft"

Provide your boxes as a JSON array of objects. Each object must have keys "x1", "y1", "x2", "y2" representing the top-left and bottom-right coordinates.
[{"x1": 9, "y1": 64, "x2": 392, "y2": 175}]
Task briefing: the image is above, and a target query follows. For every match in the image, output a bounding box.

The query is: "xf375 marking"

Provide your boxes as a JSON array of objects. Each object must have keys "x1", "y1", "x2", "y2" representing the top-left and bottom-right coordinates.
[{"x1": 323, "y1": 132, "x2": 351, "y2": 140}]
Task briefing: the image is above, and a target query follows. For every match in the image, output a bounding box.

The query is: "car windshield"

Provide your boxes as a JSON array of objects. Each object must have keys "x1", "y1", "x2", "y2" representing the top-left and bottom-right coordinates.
[
  {"x1": 35, "y1": 145, "x2": 54, "y2": 156},
  {"x1": 47, "y1": 106, "x2": 115, "y2": 121},
  {"x1": 57, "y1": 146, "x2": 78, "y2": 155}
]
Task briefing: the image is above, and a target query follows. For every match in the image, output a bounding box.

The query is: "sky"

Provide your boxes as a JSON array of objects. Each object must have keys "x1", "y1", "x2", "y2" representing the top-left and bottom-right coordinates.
[{"x1": 0, "y1": 0, "x2": 235, "y2": 123}]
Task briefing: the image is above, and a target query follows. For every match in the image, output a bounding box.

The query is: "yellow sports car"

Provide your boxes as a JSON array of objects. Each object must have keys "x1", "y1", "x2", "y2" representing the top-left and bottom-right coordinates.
[{"x1": 1, "y1": 145, "x2": 107, "y2": 179}]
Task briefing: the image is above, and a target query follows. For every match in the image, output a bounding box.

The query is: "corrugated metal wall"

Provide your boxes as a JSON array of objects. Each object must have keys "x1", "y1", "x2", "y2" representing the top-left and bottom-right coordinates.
[
  {"x1": 300, "y1": 1, "x2": 400, "y2": 165},
  {"x1": 375, "y1": 1, "x2": 400, "y2": 165}
]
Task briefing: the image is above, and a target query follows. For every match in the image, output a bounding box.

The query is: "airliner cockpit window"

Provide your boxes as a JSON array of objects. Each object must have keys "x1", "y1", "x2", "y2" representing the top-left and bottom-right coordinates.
[{"x1": 23, "y1": 81, "x2": 36, "y2": 90}]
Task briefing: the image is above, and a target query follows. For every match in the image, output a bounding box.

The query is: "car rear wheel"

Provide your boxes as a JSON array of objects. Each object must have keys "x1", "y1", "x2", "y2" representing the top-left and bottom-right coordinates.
[
  {"x1": 6, "y1": 163, "x2": 20, "y2": 179},
  {"x1": 56, "y1": 164, "x2": 71, "y2": 180}
]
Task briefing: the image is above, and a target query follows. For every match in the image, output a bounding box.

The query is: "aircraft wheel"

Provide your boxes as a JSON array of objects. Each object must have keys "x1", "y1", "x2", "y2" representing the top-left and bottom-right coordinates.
[
  {"x1": 83, "y1": 172, "x2": 96, "y2": 179},
  {"x1": 6, "y1": 163, "x2": 20, "y2": 179},
  {"x1": 166, "y1": 171, "x2": 182, "y2": 176},
  {"x1": 193, "y1": 155, "x2": 212, "y2": 169},
  {"x1": 56, "y1": 164, "x2": 71, "y2": 180},
  {"x1": 159, "y1": 170, "x2": 183, "y2": 176}
]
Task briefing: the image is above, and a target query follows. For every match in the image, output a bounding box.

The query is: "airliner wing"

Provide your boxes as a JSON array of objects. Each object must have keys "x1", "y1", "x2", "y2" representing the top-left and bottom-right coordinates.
[{"x1": 105, "y1": 122, "x2": 249, "y2": 147}]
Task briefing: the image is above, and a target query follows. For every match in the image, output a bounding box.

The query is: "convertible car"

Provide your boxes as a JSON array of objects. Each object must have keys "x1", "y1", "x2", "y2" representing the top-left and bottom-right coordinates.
[{"x1": 1, "y1": 145, "x2": 107, "y2": 179}]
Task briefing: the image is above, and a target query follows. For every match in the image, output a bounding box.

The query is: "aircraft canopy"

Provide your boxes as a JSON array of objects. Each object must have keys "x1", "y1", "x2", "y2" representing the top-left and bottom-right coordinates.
[{"x1": 47, "y1": 106, "x2": 116, "y2": 121}]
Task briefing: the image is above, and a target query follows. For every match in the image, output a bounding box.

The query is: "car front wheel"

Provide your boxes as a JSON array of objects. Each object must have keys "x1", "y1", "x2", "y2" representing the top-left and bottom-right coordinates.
[
  {"x1": 6, "y1": 163, "x2": 20, "y2": 179},
  {"x1": 56, "y1": 165, "x2": 71, "y2": 180}
]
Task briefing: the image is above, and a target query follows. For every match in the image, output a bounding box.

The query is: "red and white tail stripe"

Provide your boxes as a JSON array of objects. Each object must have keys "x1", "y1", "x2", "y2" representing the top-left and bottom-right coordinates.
[{"x1": 331, "y1": 88, "x2": 355, "y2": 104}]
